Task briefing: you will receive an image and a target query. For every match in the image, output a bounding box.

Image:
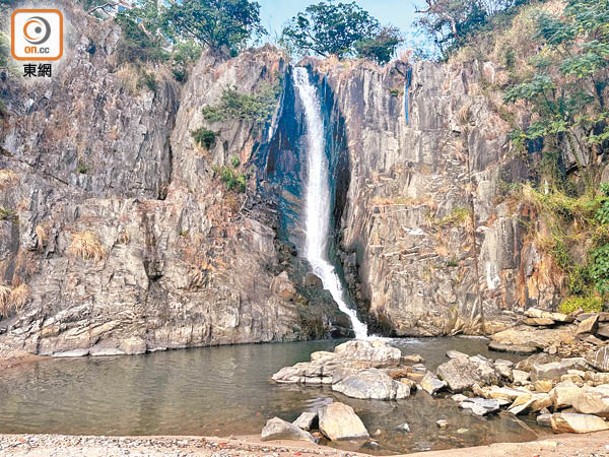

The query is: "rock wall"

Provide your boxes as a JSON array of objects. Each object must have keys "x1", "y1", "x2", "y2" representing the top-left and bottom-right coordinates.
[
  {"x1": 0, "y1": 2, "x2": 329, "y2": 359},
  {"x1": 313, "y1": 59, "x2": 562, "y2": 336},
  {"x1": 0, "y1": 1, "x2": 576, "y2": 358}
]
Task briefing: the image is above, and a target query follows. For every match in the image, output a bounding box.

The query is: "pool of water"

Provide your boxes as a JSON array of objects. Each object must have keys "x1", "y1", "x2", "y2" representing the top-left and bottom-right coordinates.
[{"x1": 0, "y1": 337, "x2": 549, "y2": 454}]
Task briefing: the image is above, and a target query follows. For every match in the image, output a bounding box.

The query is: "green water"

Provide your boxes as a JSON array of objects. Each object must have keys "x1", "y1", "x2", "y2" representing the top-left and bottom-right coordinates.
[{"x1": 0, "y1": 337, "x2": 548, "y2": 454}]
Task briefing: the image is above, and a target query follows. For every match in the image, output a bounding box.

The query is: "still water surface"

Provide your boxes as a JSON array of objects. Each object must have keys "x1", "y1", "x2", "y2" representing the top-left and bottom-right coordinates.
[{"x1": 0, "y1": 338, "x2": 549, "y2": 454}]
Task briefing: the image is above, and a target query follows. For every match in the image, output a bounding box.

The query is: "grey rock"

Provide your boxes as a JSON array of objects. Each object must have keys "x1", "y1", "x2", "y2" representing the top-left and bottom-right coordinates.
[
  {"x1": 395, "y1": 422, "x2": 411, "y2": 432},
  {"x1": 459, "y1": 398, "x2": 501, "y2": 416},
  {"x1": 292, "y1": 412, "x2": 318, "y2": 431},
  {"x1": 586, "y1": 345, "x2": 609, "y2": 372},
  {"x1": 436, "y1": 356, "x2": 501, "y2": 392},
  {"x1": 261, "y1": 417, "x2": 316, "y2": 443},
  {"x1": 530, "y1": 358, "x2": 590, "y2": 382},
  {"x1": 332, "y1": 368, "x2": 412, "y2": 400}
]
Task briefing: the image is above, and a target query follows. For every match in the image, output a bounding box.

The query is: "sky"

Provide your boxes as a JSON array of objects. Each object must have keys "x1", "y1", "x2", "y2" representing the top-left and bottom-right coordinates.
[{"x1": 259, "y1": 0, "x2": 426, "y2": 45}]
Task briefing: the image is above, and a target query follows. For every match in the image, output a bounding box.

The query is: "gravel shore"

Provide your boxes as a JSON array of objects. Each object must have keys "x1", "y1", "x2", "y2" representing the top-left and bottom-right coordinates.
[{"x1": 1, "y1": 433, "x2": 609, "y2": 457}]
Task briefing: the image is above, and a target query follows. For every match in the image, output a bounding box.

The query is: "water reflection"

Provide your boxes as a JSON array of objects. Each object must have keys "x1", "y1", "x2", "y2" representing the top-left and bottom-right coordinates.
[{"x1": 0, "y1": 338, "x2": 550, "y2": 454}]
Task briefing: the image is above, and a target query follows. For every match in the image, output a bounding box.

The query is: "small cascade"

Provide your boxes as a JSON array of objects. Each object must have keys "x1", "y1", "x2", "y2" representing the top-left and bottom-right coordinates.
[{"x1": 292, "y1": 67, "x2": 368, "y2": 340}]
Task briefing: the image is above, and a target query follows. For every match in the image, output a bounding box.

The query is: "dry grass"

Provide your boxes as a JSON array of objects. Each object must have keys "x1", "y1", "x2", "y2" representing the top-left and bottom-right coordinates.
[
  {"x1": 0, "y1": 284, "x2": 29, "y2": 318},
  {"x1": 35, "y1": 224, "x2": 46, "y2": 251},
  {"x1": 9, "y1": 284, "x2": 29, "y2": 310},
  {"x1": 0, "y1": 169, "x2": 19, "y2": 190},
  {"x1": 115, "y1": 64, "x2": 139, "y2": 95},
  {"x1": 0, "y1": 285, "x2": 10, "y2": 318},
  {"x1": 68, "y1": 230, "x2": 105, "y2": 261}
]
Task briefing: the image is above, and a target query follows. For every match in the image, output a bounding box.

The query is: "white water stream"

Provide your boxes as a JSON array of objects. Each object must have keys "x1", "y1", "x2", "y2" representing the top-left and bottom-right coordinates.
[{"x1": 293, "y1": 67, "x2": 368, "y2": 340}]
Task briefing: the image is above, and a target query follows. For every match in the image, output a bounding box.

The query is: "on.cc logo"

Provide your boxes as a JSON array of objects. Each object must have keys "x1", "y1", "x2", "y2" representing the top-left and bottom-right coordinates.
[
  {"x1": 11, "y1": 9, "x2": 63, "y2": 61},
  {"x1": 23, "y1": 16, "x2": 52, "y2": 45}
]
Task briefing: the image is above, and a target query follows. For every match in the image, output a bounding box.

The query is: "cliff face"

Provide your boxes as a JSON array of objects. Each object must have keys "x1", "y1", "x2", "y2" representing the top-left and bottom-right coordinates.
[
  {"x1": 0, "y1": 3, "x2": 332, "y2": 359},
  {"x1": 0, "y1": 3, "x2": 579, "y2": 358},
  {"x1": 315, "y1": 59, "x2": 561, "y2": 336}
]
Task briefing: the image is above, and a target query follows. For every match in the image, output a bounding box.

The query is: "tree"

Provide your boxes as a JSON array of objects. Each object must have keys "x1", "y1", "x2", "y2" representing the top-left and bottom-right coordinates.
[
  {"x1": 355, "y1": 26, "x2": 403, "y2": 64},
  {"x1": 162, "y1": 0, "x2": 265, "y2": 56},
  {"x1": 504, "y1": 0, "x2": 609, "y2": 186},
  {"x1": 416, "y1": 0, "x2": 528, "y2": 56},
  {"x1": 281, "y1": 1, "x2": 402, "y2": 63}
]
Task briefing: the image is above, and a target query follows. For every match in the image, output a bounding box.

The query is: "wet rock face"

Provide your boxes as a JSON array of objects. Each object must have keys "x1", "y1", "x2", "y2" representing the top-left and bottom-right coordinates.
[
  {"x1": 0, "y1": 2, "x2": 321, "y2": 358},
  {"x1": 315, "y1": 60, "x2": 563, "y2": 335}
]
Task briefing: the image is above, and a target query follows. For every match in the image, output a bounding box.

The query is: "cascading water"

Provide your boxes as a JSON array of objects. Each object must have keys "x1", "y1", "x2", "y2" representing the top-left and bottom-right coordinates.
[{"x1": 293, "y1": 67, "x2": 368, "y2": 340}]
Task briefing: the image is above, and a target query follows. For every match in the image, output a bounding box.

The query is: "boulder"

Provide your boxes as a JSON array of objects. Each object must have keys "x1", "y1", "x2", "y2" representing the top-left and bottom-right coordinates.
[
  {"x1": 512, "y1": 370, "x2": 530, "y2": 385},
  {"x1": 576, "y1": 315, "x2": 599, "y2": 336},
  {"x1": 436, "y1": 356, "x2": 501, "y2": 392},
  {"x1": 596, "y1": 324, "x2": 609, "y2": 339},
  {"x1": 534, "y1": 380, "x2": 554, "y2": 393},
  {"x1": 318, "y1": 402, "x2": 369, "y2": 441},
  {"x1": 293, "y1": 411, "x2": 318, "y2": 431},
  {"x1": 524, "y1": 308, "x2": 574, "y2": 323},
  {"x1": 550, "y1": 412, "x2": 609, "y2": 434},
  {"x1": 333, "y1": 340, "x2": 401, "y2": 368},
  {"x1": 446, "y1": 350, "x2": 468, "y2": 359},
  {"x1": 459, "y1": 398, "x2": 501, "y2": 416},
  {"x1": 523, "y1": 318, "x2": 556, "y2": 327},
  {"x1": 550, "y1": 380, "x2": 582, "y2": 409},
  {"x1": 488, "y1": 341, "x2": 538, "y2": 354},
  {"x1": 402, "y1": 354, "x2": 425, "y2": 364},
  {"x1": 507, "y1": 393, "x2": 552, "y2": 415},
  {"x1": 586, "y1": 345, "x2": 609, "y2": 372},
  {"x1": 303, "y1": 273, "x2": 323, "y2": 288},
  {"x1": 395, "y1": 422, "x2": 410, "y2": 432},
  {"x1": 572, "y1": 385, "x2": 609, "y2": 417},
  {"x1": 261, "y1": 417, "x2": 317, "y2": 443},
  {"x1": 420, "y1": 372, "x2": 447, "y2": 395},
  {"x1": 332, "y1": 368, "x2": 412, "y2": 400},
  {"x1": 537, "y1": 413, "x2": 552, "y2": 428},
  {"x1": 530, "y1": 358, "x2": 590, "y2": 382}
]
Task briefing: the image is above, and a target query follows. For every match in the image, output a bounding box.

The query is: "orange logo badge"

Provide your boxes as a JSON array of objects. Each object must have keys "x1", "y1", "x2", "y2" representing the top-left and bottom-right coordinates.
[{"x1": 11, "y1": 9, "x2": 64, "y2": 61}]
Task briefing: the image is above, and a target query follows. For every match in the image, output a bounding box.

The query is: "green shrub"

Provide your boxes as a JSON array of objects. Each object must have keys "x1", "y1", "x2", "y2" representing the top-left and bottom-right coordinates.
[
  {"x1": 230, "y1": 156, "x2": 241, "y2": 168},
  {"x1": 0, "y1": 206, "x2": 15, "y2": 220},
  {"x1": 202, "y1": 83, "x2": 280, "y2": 125},
  {"x1": 219, "y1": 166, "x2": 247, "y2": 193},
  {"x1": 191, "y1": 128, "x2": 217, "y2": 150},
  {"x1": 559, "y1": 296, "x2": 603, "y2": 314},
  {"x1": 590, "y1": 244, "x2": 609, "y2": 296}
]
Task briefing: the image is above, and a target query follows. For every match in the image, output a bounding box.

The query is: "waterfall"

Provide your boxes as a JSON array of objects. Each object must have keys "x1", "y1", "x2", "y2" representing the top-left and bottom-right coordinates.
[{"x1": 293, "y1": 67, "x2": 368, "y2": 340}]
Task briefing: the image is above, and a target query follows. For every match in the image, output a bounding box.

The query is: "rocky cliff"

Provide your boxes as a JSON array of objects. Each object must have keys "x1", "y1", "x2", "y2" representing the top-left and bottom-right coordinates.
[
  {"x1": 0, "y1": 1, "x2": 583, "y2": 359},
  {"x1": 313, "y1": 59, "x2": 564, "y2": 336},
  {"x1": 0, "y1": 2, "x2": 344, "y2": 359}
]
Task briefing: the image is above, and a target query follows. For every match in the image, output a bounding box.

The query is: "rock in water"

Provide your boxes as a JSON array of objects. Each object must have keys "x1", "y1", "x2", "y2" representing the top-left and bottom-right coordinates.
[
  {"x1": 261, "y1": 417, "x2": 317, "y2": 443},
  {"x1": 331, "y1": 368, "x2": 412, "y2": 400},
  {"x1": 436, "y1": 356, "x2": 500, "y2": 392},
  {"x1": 458, "y1": 398, "x2": 501, "y2": 416},
  {"x1": 420, "y1": 372, "x2": 447, "y2": 395},
  {"x1": 292, "y1": 411, "x2": 318, "y2": 431},
  {"x1": 550, "y1": 412, "x2": 609, "y2": 433},
  {"x1": 332, "y1": 340, "x2": 402, "y2": 368},
  {"x1": 318, "y1": 402, "x2": 369, "y2": 441}
]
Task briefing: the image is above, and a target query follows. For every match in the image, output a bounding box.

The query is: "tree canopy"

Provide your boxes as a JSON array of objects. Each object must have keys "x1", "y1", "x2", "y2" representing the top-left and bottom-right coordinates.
[
  {"x1": 416, "y1": 0, "x2": 529, "y2": 57},
  {"x1": 162, "y1": 0, "x2": 266, "y2": 56},
  {"x1": 281, "y1": 1, "x2": 402, "y2": 64}
]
